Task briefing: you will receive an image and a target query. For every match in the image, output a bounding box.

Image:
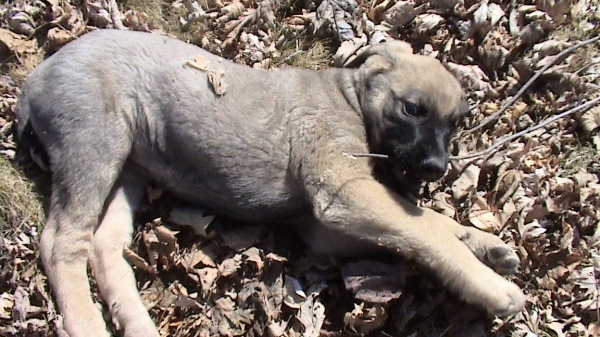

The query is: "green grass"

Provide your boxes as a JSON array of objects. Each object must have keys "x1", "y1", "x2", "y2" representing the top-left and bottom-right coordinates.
[
  {"x1": 0, "y1": 155, "x2": 45, "y2": 237},
  {"x1": 560, "y1": 141, "x2": 599, "y2": 176}
]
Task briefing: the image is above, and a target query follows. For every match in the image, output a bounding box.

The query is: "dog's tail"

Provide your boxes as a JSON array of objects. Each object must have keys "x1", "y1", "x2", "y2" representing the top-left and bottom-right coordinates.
[{"x1": 13, "y1": 88, "x2": 50, "y2": 171}]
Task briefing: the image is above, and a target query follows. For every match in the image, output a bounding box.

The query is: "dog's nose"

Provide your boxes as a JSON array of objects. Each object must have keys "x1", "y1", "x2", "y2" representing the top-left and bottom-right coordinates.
[{"x1": 419, "y1": 156, "x2": 447, "y2": 181}]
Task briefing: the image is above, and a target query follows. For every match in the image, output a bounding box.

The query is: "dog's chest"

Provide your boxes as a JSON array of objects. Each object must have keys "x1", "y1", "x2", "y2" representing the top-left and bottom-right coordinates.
[
  {"x1": 157, "y1": 160, "x2": 310, "y2": 221},
  {"x1": 130, "y1": 113, "x2": 310, "y2": 221}
]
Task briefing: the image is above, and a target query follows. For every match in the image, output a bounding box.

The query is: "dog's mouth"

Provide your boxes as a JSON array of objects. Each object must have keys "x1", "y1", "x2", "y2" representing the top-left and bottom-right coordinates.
[{"x1": 390, "y1": 163, "x2": 424, "y2": 203}]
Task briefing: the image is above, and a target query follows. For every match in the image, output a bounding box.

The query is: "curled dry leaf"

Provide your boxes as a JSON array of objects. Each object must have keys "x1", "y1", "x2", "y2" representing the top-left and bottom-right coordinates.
[
  {"x1": 579, "y1": 104, "x2": 600, "y2": 137},
  {"x1": 341, "y1": 261, "x2": 406, "y2": 303},
  {"x1": 446, "y1": 62, "x2": 497, "y2": 97},
  {"x1": 283, "y1": 275, "x2": 306, "y2": 309},
  {"x1": 218, "y1": 1, "x2": 245, "y2": 23},
  {"x1": 0, "y1": 29, "x2": 36, "y2": 55},
  {"x1": 168, "y1": 206, "x2": 215, "y2": 237},
  {"x1": 177, "y1": 243, "x2": 218, "y2": 270},
  {"x1": 468, "y1": 195, "x2": 501, "y2": 232},
  {"x1": 0, "y1": 293, "x2": 13, "y2": 320},
  {"x1": 344, "y1": 303, "x2": 388, "y2": 335},
  {"x1": 242, "y1": 246, "x2": 264, "y2": 270},
  {"x1": 47, "y1": 28, "x2": 75, "y2": 50},
  {"x1": 451, "y1": 164, "x2": 481, "y2": 200},
  {"x1": 208, "y1": 68, "x2": 228, "y2": 96},
  {"x1": 294, "y1": 282, "x2": 327, "y2": 337},
  {"x1": 414, "y1": 13, "x2": 445, "y2": 36},
  {"x1": 123, "y1": 246, "x2": 157, "y2": 274},
  {"x1": 219, "y1": 254, "x2": 242, "y2": 277},
  {"x1": 123, "y1": 9, "x2": 152, "y2": 32},
  {"x1": 180, "y1": 0, "x2": 208, "y2": 27},
  {"x1": 198, "y1": 267, "x2": 219, "y2": 292},
  {"x1": 478, "y1": 27, "x2": 512, "y2": 72},
  {"x1": 333, "y1": 36, "x2": 366, "y2": 67},
  {"x1": 7, "y1": 11, "x2": 36, "y2": 36},
  {"x1": 430, "y1": 191, "x2": 456, "y2": 217},
  {"x1": 217, "y1": 224, "x2": 265, "y2": 251},
  {"x1": 473, "y1": 1, "x2": 505, "y2": 33}
]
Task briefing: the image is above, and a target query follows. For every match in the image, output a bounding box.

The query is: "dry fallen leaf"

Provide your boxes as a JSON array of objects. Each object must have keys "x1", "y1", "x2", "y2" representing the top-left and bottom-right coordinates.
[
  {"x1": 452, "y1": 164, "x2": 481, "y2": 200},
  {"x1": 468, "y1": 195, "x2": 502, "y2": 232},
  {"x1": 123, "y1": 246, "x2": 157, "y2": 274},
  {"x1": 208, "y1": 68, "x2": 228, "y2": 96},
  {"x1": 341, "y1": 261, "x2": 406, "y2": 303},
  {"x1": 0, "y1": 28, "x2": 36, "y2": 55},
  {"x1": 47, "y1": 28, "x2": 75, "y2": 49},
  {"x1": 185, "y1": 54, "x2": 212, "y2": 71},
  {"x1": 580, "y1": 104, "x2": 600, "y2": 138},
  {"x1": 168, "y1": 206, "x2": 215, "y2": 237},
  {"x1": 344, "y1": 303, "x2": 388, "y2": 335}
]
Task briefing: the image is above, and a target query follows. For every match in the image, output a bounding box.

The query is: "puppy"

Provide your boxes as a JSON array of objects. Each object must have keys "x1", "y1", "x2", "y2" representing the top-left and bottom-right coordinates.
[{"x1": 14, "y1": 29, "x2": 525, "y2": 337}]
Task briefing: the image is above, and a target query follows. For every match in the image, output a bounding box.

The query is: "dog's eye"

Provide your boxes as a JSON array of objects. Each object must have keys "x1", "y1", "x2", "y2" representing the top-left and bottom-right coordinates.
[{"x1": 402, "y1": 102, "x2": 422, "y2": 117}]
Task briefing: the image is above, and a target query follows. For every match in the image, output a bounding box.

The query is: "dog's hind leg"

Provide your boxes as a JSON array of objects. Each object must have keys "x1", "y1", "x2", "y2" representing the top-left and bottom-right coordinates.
[
  {"x1": 38, "y1": 127, "x2": 132, "y2": 337},
  {"x1": 90, "y1": 171, "x2": 160, "y2": 337},
  {"x1": 40, "y1": 178, "x2": 119, "y2": 336}
]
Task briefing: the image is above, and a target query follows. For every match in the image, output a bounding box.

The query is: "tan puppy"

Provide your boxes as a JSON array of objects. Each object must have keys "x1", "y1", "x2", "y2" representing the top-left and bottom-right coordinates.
[{"x1": 14, "y1": 29, "x2": 526, "y2": 337}]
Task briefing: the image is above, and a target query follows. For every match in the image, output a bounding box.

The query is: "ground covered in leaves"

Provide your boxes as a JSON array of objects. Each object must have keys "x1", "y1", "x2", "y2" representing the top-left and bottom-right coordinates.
[{"x1": 1, "y1": 0, "x2": 600, "y2": 335}]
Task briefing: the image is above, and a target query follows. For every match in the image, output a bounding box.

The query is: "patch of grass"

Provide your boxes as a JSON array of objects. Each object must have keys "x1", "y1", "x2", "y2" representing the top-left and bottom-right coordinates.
[
  {"x1": 560, "y1": 141, "x2": 599, "y2": 176},
  {"x1": 549, "y1": 8, "x2": 599, "y2": 73},
  {"x1": 7, "y1": 48, "x2": 44, "y2": 85},
  {"x1": 122, "y1": 0, "x2": 210, "y2": 44},
  {"x1": 0, "y1": 155, "x2": 45, "y2": 237},
  {"x1": 274, "y1": 34, "x2": 333, "y2": 70},
  {"x1": 122, "y1": 0, "x2": 171, "y2": 29}
]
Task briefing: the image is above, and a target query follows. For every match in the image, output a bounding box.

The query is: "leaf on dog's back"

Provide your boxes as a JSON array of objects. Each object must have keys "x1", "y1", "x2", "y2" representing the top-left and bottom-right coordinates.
[
  {"x1": 185, "y1": 54, "x2": 211, "y2": 71},
  {"x1": 208, "y1": 68, "x2": 228, "y2": 96}
]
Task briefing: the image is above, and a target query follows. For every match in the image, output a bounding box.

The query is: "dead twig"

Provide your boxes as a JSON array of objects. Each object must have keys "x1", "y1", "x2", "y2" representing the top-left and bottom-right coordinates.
[
  {"x1": 344, "y1": 153, "x2": 389, "y2": 159},
  {"x1": 108, "y1": 0, "x2": 126, "y2": 30},
  {"x1": 465, "y1": 35, "x2": 600, "y2": 135},
  {"x1": 450, "y1": 96, "x2": 600, "y2": 160}
]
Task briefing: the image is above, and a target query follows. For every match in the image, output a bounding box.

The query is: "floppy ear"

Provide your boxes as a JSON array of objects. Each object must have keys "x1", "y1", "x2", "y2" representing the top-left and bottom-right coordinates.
[{"x1": 346, "y1": 40, "x2": 413, "y2": 79}]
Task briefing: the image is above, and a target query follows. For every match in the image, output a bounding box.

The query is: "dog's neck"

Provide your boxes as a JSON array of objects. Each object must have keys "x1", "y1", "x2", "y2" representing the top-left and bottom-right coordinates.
[{"x1": 334, "y1": 69, "x2": 363, "y2": 119}]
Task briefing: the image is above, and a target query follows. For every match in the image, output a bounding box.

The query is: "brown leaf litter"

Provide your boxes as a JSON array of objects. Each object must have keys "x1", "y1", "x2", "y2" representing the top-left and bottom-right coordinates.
[{"x1": 1, "y1": 0, "x2": 600, "y2": 336}]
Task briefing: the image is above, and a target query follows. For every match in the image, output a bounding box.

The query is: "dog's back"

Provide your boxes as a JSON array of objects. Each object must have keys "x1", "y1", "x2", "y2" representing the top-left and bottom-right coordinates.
[{"x1": 14, "y1": 29, "x2": 338, "y2": 218}]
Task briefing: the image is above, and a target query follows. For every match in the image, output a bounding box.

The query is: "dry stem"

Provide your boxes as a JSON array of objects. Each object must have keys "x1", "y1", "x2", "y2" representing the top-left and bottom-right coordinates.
[{"x1": 466, "y1": 35, "x2": 600, "y2": 135}]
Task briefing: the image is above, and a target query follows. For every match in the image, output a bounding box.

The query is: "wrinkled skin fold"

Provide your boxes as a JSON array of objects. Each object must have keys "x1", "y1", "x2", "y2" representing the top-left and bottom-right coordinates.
[{"x1": 14, "y1": 29, "x2": 526, "y2": 337}]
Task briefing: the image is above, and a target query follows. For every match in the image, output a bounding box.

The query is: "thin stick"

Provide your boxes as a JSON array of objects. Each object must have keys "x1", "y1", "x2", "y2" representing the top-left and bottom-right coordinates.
[
  {"x1": 466, "y1": 35, "x2": 600, "y2": 135},
  {"x1": 109, "y1": 0, "x2": 127, "y2": 30},
  {"x1": 450, "y1": 96, "x2": 600, "y2": 160},
  {"x1": 344, "y1": 153, "x2": 389, "y2": 159}
]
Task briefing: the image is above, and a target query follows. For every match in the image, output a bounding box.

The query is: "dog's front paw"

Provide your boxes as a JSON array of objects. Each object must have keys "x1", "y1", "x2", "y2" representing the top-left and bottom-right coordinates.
[
  {"x1": 461, "y1": 271, "x2": 526, "y2": 317},
  {"x1": 458, "y1": 228, "x2": 520, "y2": 275},
  {"x1": 486, "y1": 245, "x2": 520, "y2": 275}
]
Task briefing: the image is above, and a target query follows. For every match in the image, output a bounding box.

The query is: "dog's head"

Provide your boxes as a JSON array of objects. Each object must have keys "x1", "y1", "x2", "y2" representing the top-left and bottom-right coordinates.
[{"x1": 348, "y1": 41, "x2": 469, "y2": 187}]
